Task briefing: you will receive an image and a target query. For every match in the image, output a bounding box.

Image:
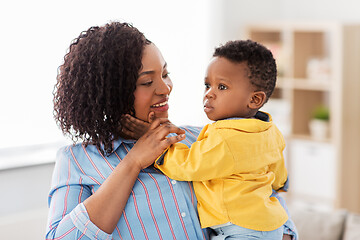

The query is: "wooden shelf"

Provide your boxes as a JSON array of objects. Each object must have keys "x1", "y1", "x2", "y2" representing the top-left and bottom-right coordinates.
[
  {"x1": 277, "y1": 78, "x2": 332, "y2": 91},
  {"x1": 246, "y1": 22, "x2": 360, "y2": 213},
  {"x1": 290, "y1": 134, "x2": 332, "y2": 143}
]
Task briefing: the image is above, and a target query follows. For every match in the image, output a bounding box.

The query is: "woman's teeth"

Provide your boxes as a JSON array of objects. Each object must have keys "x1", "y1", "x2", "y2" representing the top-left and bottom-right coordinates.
[{"x1": 151, "y1": 101, "x2": 167, "y2": 108}]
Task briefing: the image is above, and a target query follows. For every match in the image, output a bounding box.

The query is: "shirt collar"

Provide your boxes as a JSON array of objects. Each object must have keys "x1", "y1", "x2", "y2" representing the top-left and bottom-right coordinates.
[
  {"x1": 100, "y1": 137, "x2": 136, "y2": 156},
  {"x1": 223, "y1": 111, "x2": 270, "y2": 122},
  {"x1": 213, "y1": 111, "x2": 272, "y2": 133}
]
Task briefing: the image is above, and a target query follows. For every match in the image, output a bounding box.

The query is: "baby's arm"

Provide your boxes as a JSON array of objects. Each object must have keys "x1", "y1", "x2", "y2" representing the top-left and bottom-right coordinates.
[
  {"x1": 269, "y1": 155, "x2": 288, "y2": 191},
  {"x1": 154, "y1": 126, "x2": 238, "y2": 181}
]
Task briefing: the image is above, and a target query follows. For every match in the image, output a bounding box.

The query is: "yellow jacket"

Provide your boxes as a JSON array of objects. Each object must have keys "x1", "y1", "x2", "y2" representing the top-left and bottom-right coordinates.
[{"x1": 155, "y1": 113, "x2": 288, "y2": 231}]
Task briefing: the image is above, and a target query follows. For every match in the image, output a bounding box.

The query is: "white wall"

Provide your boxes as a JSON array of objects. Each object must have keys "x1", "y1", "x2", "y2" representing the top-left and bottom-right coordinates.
[
  {"x1": 210, "y1": 0, "x2": 360, "y2": 47},
  {"x1": 0, "y1": 0, "x2": 212, "y2": 150},
  {"x1": 0, "y1": 163, "x2": 54, "y2": 239}
]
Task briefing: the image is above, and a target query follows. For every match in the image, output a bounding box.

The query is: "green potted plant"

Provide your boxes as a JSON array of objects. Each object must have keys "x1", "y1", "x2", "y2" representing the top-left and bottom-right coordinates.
[{"x1": 309, "y1": 105, "x2": 330, "y2": 140}]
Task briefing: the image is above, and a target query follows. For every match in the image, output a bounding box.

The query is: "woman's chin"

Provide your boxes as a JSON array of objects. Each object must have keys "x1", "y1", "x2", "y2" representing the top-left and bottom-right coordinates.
[{"x1": 154, "y1": 112, "x2": 168, "y2": 119}]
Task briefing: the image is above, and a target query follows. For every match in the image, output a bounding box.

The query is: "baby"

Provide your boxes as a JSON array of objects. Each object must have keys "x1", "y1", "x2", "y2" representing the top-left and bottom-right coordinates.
[{"x1": 136, "y1": 39, "x2": 289, "y2": 239}]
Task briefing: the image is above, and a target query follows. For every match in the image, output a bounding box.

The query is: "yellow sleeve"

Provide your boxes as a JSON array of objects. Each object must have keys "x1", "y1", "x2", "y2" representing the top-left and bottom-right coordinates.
[
  {"x1": 154, "y1": 127, "x2": 237, "y2": 181},
  {"x1": 268, "y1": 152, "x2": 288, "y2": 191}
]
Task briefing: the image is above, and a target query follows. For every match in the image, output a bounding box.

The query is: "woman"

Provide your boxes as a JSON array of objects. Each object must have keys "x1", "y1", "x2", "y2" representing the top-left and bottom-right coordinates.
[{"x1": 47, "y1": 21, "x2": 296, "y2": 239}]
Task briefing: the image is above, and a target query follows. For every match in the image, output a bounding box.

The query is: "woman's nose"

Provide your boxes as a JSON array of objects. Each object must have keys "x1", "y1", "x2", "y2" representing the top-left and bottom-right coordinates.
[{"x1": 156, "y1": 78, "x2": 172, "y2": 95}]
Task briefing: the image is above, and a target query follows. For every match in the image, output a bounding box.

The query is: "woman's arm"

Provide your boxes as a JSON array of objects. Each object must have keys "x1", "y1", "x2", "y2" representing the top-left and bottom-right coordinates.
[
  {"x1": 84, "y1": 119, "x2": 185, "y2": 234},
  {"x1": 47, "y1": 119, "x2": 186, "y2": 239},
  {"x1": 47, "y1": 148, "x2": 109, "y2": 239},
  {"x1": 46, "y1": 157, "x2": 144, "y2": 238},
  {"x1": 83, "y1": 153, "x2": 142, "y2": 234}
]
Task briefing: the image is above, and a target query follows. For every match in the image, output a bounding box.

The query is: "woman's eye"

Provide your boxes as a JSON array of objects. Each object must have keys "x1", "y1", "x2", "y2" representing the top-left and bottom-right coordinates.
[
  {"x1": 162, "y1": 72, "x2": 170, "y2": 78},
  {"x1": 141, "y1": 80, "x2": 153, "y2": 86},
  {"x1": 218, "y1": 84, "x2": 227, "y2": 90}
]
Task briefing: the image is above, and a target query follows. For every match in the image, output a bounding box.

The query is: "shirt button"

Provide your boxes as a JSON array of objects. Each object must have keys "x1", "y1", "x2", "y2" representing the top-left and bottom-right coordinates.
[
  {"x1": 171, "y1": 180, "x2": 177, "y2": 185},
  {"x1": 181, "y1": 212, "x2": 186, "y2": 217}
]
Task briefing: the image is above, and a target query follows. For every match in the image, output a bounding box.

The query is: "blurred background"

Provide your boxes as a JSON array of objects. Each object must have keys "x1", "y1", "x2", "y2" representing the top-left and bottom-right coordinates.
[{"x1": 1, "y1": 0, "x2": 360, "y2": 239}]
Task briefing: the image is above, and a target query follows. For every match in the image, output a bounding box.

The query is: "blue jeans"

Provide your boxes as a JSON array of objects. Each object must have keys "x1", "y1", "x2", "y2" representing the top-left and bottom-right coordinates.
[{"x1": 210, "y1": 223, "x2": 283, "y2": 240}]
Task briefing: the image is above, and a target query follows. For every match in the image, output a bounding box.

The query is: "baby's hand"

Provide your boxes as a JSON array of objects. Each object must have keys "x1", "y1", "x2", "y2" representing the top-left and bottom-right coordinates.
[
  {"x1": 130, "y1": 118, "x2": 186, "y2": 170},
  {"x1": 120, "y1": 112, "x2": 155, "y2": 139}
]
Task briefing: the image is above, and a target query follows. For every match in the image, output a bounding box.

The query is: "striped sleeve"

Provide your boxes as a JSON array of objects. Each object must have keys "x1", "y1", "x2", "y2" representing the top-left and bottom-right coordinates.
[{"x1": 46, "y1": 147, "x2": 112, "y2": 240}]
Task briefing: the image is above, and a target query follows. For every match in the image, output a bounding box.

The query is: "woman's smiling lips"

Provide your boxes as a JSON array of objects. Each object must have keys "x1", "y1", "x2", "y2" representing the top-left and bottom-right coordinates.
[{"x1": 151, "y1": 99, "x2": 169, "y2": 112}]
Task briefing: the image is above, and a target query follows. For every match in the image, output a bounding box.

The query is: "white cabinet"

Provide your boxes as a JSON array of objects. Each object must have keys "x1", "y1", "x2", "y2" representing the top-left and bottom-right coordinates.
[{"x1": 289, "y1": 140, "x2": 336, "y2": 210}]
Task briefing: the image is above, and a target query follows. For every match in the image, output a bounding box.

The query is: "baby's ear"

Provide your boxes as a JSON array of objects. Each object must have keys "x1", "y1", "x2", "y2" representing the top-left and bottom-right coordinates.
[{"x1": 249, "y1": 91, "x2": 266, "y2": 109}]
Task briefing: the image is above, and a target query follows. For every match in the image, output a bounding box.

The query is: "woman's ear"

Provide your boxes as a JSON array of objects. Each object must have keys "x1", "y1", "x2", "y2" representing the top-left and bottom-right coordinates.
[{"x1": 248, "y1": 91, "x2": 266, "y2": 109}]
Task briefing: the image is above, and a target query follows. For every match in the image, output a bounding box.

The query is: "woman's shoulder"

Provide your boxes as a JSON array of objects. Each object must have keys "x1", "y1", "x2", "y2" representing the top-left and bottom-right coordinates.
[
  {"x1": 56, "y1": 142, "x2": 84, "y2": 157},
  {"x1": 53, "y1": 142, "x2": 106, "y2": 184},
  {"x1": 179, "y1": 125, "x2": 202, "y2": 135},
  {"x1": 54, "y1": 142, "x2": 96, "y2": 170},
  {"x1": 176, "y1": 125, "x2": 203, "y2": 146},
  {"x1": 57, "y1": 141, "x2": 100, "y2": 156}
]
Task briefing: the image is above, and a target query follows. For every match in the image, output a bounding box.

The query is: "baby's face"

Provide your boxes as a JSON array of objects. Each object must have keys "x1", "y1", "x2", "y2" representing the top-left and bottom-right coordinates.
[{"x1": 203, "y1": 57, "x2": 256, "y2": 121}]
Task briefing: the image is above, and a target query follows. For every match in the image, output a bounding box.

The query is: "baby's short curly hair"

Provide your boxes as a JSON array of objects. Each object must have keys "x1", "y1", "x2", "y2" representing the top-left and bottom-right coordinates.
[
  {"x1": 213, "y1": 40, "x2": 277, "y2": 102},
  {"x1": 53, "y1": 21, "x2": 150, "y2": 154}
]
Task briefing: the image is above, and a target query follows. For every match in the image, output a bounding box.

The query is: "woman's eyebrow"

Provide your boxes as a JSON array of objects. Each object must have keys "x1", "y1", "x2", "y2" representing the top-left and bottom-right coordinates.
[
  {"x1": 138, "y1": 62, "x2": 168, "y2": 77},
  {"x1": 138, "y1": 70, "x2": 154, "y2": 77}
]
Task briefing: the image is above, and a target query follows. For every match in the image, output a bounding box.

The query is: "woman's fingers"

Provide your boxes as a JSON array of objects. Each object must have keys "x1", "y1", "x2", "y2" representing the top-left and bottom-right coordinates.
[
  {"x1": 120, "y1": 125, "x2": 135, "y2": 139},
  {"x1": 148, "y1": 118, "x2": 171, "y2": 130},
  {"x1": 132, "y1": 120, "x2": 186, "y2": 169},
  {"x1": 158, "y1": 123, "x2": 185, "y2": 137},
  {"x1": 148, "y1": 120, "x2": 185, "y2": 138},
  {"x1": 141, "y1": 120, "x2": 186, "y2": 149},
  {"x1": 161, "y1": 134, "x2": 186, "y2": 148},
  {"x1": 123, "y1": 114, "x2": 149, "y2": 130},
  {"x1": 120, "y1": 114, "x2": 151, "y2": 139}
]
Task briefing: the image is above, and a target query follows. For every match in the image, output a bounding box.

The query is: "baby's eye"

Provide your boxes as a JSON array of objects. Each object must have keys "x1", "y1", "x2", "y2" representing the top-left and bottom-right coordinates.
[
  {"x1": 218, "y1": 84, "x2": 227, "y2": 90},
  {"x1": 204, "y1": 83, "x2": 210, "y2": 89}
]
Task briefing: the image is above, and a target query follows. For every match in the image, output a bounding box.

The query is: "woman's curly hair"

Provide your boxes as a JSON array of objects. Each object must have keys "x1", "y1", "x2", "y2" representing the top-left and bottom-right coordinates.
[
  {"x1": 213, "y1": 40, "x2": 277, "y2": 102},
  {"x1": 54, "y1": 21, "x2": 150, "y2": 154}
]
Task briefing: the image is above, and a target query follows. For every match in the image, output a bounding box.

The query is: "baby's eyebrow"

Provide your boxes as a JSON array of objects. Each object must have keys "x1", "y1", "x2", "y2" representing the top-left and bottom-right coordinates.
[{"x1": 216, "y1": 77, "x2": 231, "y2": 83}]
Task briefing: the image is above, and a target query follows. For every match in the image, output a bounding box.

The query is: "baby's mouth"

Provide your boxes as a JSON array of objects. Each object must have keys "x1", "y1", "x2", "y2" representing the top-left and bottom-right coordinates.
[{"x1": 203, "y1": 100, "x2": 212, "y2": 108}]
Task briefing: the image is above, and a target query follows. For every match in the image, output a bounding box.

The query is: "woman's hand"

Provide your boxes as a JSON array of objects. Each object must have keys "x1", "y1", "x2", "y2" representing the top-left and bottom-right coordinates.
[
  {"x1": 128, "y1": 118, "x2": 186, "y2": 170},
  {"x1": 120, "y1": 112, "x2": 155, "y2": 139}
]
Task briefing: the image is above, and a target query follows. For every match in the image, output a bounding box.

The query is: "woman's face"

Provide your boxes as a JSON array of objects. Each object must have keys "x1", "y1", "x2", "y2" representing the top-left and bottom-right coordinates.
[{"x1": 133, "y1": 43, "x2": 173, "y2": 121}]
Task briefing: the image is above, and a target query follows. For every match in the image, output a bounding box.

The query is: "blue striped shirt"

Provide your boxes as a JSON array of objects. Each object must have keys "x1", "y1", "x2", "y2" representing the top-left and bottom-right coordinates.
[{"x1": 46, "y1": 125, "x2": 297, "y2": 239}]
